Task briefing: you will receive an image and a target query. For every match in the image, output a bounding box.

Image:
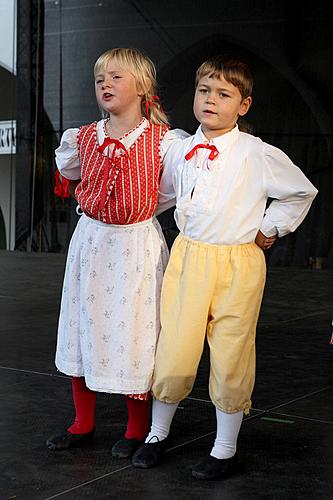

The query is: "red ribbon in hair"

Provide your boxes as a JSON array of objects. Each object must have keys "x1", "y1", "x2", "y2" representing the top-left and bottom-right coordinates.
[
  {"x1": 54, "y1": 170, "x2": 70, "y2": 200},
  {"x1": 145, "y1": 95, "x2": 160, "y2": 119},
  {"x1": 185, "y1": 143, "x2": 219, "y2": 162},
  {"x1": 97, "y1": 138, "x2": 129, "y2": 210}
]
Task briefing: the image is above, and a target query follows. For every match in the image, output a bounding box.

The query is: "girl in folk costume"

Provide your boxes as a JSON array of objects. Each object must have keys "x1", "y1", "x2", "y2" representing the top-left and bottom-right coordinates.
[{"x1": 47, "y1": 48, "x2": 185, "y2": 458}]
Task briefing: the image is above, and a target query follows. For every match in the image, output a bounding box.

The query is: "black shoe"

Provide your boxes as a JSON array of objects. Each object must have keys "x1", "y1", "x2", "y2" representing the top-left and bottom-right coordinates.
[
  {"x1": 131, "y1": 436, "x2": 171, "y2": 468},
  {"x1": 46, "y1": 428, "x2": 95, "y2": 451},
  {"x1": 191, "y1": 453, "x2": 238, "y2": 480},
  {"x1": 111, "y1": 438, "x2": 142, "y2": 458}
]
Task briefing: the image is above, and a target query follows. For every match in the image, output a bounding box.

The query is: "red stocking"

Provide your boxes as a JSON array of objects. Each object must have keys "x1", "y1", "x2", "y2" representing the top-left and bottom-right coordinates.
[
  {"x1": 67, "y1": 377, "x2": 96, "y2": 434},
  {"x1": 124, "y1": 396, "x2": 150, "y2": 441}
]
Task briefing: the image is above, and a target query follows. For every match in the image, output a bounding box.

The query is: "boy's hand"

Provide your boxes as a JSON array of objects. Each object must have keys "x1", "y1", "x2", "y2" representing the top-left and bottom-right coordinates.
[{"x1": 255, "y1": 230, "x2": 277, "y2": 250}]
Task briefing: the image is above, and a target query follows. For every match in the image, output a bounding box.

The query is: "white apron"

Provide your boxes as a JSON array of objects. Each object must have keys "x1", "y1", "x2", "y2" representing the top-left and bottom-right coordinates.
[{"x1": 55, "y1": 214, "x2": 169, "y2": 394}]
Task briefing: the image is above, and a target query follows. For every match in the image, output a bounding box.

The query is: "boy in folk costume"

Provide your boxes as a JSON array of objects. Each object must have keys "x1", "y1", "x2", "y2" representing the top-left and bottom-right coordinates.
[
  {"x1": 132, "y1": 56, "x2": 318, "y2": 479},
  {"x1": 46, "y1": 48, "x2": 186, "y2": 458}
]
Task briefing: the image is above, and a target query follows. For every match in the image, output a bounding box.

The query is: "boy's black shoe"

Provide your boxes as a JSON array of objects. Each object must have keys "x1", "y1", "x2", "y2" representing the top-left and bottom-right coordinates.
[
  {"x1": 131, "y1": 436, "x2": 171, "y2": 468},
  {"x1": 46, "y1": 428, "x2": 95, "y2": 451},
  {"x1": 191, "y1": 453, "x2": 238, "y2": 480},
  {"x1": 111, "y1": 438, "x2": 142, "y2": 458}
]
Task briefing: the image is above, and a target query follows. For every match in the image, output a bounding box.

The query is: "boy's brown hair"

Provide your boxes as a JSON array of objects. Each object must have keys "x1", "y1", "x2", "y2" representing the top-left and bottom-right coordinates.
[{"x1": 195, "y1": 56, "x2": 253, "y2": 100}]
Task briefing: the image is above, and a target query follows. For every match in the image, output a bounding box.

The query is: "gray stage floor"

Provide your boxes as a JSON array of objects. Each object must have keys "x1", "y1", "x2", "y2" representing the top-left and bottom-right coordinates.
[{"x1": 0, "y1": 250, "x2": 332, "y2": 499}]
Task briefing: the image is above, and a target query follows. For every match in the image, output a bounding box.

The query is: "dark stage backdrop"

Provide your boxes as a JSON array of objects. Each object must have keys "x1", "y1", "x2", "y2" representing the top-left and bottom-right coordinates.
[{"x1": 16, "y1": 0, "x2": 333, "y2": 267}]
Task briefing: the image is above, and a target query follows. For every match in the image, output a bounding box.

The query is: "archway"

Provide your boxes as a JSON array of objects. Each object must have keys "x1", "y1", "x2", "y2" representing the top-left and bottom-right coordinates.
[{"x1": 157, "y1": 35, "x2": 330, "y2": 265}]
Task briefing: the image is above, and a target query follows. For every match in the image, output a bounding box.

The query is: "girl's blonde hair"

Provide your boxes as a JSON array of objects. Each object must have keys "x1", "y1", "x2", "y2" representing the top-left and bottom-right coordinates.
[
  {"x1": 94, "y1": 47, "x2": 169, "y2": 126},
  {"x1": 195, "y1": 56, "x2": 253, "y2": 99}
]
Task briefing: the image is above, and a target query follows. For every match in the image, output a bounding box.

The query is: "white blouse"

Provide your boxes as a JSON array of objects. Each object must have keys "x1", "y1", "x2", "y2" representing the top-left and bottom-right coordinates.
[{"x1": 158, "y1": 125, "x2": 318, "y2": 245}]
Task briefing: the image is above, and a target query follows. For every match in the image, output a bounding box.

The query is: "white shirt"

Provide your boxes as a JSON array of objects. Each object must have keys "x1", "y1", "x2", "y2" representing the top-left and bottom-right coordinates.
[
  {"x1": 158, "y1": 125, "x2": 318, "y2": 245},
  {"x1": 55, "y1": 118, "x2": 188, "y2": 180}
]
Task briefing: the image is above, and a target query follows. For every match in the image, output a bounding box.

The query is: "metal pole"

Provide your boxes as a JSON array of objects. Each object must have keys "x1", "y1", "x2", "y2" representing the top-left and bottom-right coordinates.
[{"x1": 27, "y1": 0, "x2": 41, "y2": 251}]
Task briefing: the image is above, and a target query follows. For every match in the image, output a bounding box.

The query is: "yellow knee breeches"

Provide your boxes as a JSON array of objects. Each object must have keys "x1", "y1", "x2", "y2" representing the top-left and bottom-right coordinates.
[{"x1": 152, "y1": 234, "x2": 266, "y2": 414}]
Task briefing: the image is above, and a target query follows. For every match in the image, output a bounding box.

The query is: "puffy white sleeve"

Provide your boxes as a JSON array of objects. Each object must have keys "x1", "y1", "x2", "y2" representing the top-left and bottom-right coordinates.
[
  {"x1": 55, "y1": 128, "x2": 81, "y2": 180},
  {"x1": 260, "y1": 143, "x2": 318, "y2": 237},
  {"x1": 157, "y1": 128, "x2": 190, "y2": 215}
]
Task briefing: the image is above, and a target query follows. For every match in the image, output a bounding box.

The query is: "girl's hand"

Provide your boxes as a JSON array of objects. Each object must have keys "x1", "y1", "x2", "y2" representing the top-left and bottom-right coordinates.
[{"x1": 255, "y1": 230, "x2": 277, "y2": 250}]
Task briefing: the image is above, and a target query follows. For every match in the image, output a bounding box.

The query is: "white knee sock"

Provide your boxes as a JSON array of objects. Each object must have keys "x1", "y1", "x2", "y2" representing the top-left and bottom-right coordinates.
[
  {"x1": 145, "y1": 399, "x2": 179, "y2": 443},
  {"x1": 210, "y1": 408, "x2": 243, "y2": 459}
]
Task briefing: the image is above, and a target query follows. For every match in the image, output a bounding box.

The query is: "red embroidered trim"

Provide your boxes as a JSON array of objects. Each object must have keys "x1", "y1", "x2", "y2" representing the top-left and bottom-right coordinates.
[
  {"x1": 103, "y1": 117, "x2": 146, "y2": 140},
  {"x1": 127, "y1": 392, "x2": 150, "y2": 401}
]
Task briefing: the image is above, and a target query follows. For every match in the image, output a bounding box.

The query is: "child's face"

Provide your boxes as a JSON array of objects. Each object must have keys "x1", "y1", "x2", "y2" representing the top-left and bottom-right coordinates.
[
  {"x1": 193, "y1": 75, "x2": 252, "y2": 139},
  {"x1": 95, "y1": 60, "x2": 143, "y2": 116}
]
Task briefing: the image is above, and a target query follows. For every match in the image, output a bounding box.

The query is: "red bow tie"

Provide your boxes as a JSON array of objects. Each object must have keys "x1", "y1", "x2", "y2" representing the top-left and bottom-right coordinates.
[
  {"x1": 185, "y1": 143, "x2": 219, "y2": 161},
  {"x1": 97, "y1": 138, "x2": 129, "y2": 210}
]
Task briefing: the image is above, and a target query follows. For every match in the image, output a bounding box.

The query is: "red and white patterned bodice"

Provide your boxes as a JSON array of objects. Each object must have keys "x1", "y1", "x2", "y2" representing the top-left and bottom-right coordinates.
[{"x1": 75, "y1": 121, "x2": 169, "y2": 224}]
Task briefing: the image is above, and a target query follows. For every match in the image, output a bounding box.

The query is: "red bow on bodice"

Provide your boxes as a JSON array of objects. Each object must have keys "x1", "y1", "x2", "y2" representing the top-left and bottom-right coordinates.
[
  {"x1": 97, "y1": 137, "x2": 128, "y2": 157},
  {"x1": 185, "y1": 143, "x2": 219, "y2": 161},
  {"x1": 97, "y1": 138, "x2": 129, "y2": 210}
]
